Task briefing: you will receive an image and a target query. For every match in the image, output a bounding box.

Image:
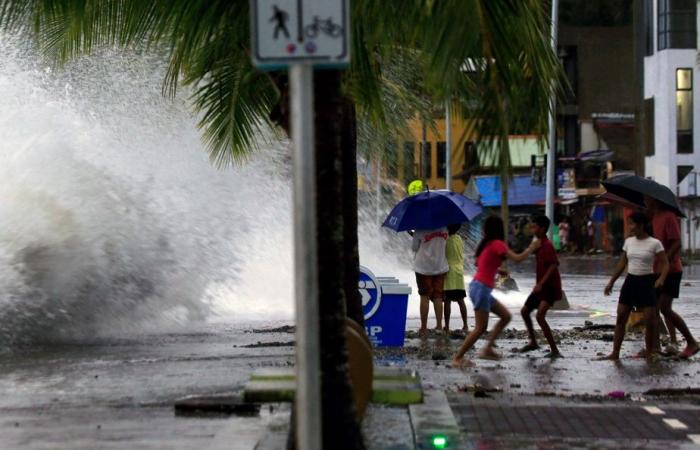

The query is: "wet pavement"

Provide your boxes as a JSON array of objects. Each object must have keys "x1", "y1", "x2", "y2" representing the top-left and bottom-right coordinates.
[
  {"x1": 448, "y1": 393, "x2": 700, "y2": 449},
  {"x1": 3, "y1": 261, "x2": 700, "y2": 449}
]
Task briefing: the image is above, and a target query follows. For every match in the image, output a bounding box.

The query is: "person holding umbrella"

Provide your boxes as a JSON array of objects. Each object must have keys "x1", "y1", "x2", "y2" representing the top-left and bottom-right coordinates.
[
  {"x1": 602, "y1": 174, "x2": 699, "y2": 358},
  {"x1": 382, "y1": 190, "x2": 483, "y2": 337},
  {"x1": 646, "y1": 196, "x2": 699, "y2": 358},
  {"x1": 412, "y1": 226, "x2": 449, "y2": 335}
]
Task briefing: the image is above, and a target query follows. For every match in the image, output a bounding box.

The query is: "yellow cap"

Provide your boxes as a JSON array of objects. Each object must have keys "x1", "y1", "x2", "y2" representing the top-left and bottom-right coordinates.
[{"x1": 407, "y1": 179, "x2": 424, "y2": 196}]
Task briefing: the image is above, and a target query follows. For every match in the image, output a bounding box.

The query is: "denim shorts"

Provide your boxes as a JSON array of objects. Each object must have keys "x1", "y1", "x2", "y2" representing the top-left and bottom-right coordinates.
[{"x1": 469, "y1": 279, "x2": 496, "y2": 312}]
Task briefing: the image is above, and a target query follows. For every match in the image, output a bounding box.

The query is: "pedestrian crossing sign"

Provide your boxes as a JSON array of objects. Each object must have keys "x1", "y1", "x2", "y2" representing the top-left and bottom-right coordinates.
[{"x1": 250, "y1": 0, "x2": 350, "y2": 69}]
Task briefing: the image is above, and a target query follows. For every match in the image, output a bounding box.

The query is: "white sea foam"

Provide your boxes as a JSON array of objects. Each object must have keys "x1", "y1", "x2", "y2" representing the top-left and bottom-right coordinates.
[{"x1": 0, "y1": 35, "x2": 297, "y2": 346}]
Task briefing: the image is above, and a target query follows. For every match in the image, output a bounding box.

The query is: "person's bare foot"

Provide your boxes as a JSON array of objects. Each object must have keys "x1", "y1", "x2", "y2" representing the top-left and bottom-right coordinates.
[
  {"x1": 680, "y1": 343, "x2": 700, "y2": 359},
  {"x1": 544, "y1": 351, "x2": 562, "y2": 359},
  {"x1": 418, "y1": 328, "x2": 428, "y2": 338},
  {"x1": 595, "y1": 354, "x2": 619, "y2": 361},
  {"x1": 517, "y1": 343, "x2": 540, "y2": 353},
  {"x1": 646, "y1": 352, "x2": 660, "y2": 362},
  {"x1": 478, "y1": 348, "x2": 501, "y2": 360},
  {"x1": 632, "y1": 349, "x2": 647, "y2": 359},
  {"x1": 662, "y1": 344, "x2": 679, "y2": 356},
  {"x1": 451, "y1": 356, "x2": 474, "y2": 368}
]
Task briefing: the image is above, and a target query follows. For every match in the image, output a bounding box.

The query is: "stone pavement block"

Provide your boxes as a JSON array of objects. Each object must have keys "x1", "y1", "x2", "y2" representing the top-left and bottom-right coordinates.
[
  {"x1": 410, "y1": 390, "x2": 467, "y2": 450},
  {"x1": 249, "y1": 367, "x2": 296, "y2": 381},
  {"x1": 244, "y1": 369, "x2": 423, "y2": 405},
  {"x1": 372, "y1": 379, "x2": 423, "y2": 405},
  {"x1": 373, "y1": 367, "x2": 420, "y2": 381},
  {"x1": 249, "y1": 366, "x2": 419, "y2": 382},
  {"x1": 243, "y1": 380, "x2": 296, "y2": 403}
]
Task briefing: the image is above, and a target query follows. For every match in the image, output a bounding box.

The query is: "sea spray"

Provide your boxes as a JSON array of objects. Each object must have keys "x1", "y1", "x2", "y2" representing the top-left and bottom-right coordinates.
[{"x1": 0, "y1": 35, "x2": 295, "y2": 345}]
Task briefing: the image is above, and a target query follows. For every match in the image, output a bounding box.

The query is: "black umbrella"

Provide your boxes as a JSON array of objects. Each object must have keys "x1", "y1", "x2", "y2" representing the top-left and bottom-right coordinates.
[{"x1": 601, "y1": 174, "x2": 685, "y2": 217}]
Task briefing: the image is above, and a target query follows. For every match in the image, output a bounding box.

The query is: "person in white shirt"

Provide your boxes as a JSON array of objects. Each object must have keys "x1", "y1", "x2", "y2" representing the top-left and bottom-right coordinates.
[
  {"x1": 599, "y1": 212, "x2": 669, "y2": 360},
  {"x1": 412, "y1": 227, "x2": 449, "y2": 336}
]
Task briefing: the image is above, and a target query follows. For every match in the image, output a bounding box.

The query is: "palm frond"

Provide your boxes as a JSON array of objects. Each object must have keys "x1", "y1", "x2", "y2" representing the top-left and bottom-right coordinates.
[{"x1": 0, "y1": 0, "x2": 562, "y2": 172}]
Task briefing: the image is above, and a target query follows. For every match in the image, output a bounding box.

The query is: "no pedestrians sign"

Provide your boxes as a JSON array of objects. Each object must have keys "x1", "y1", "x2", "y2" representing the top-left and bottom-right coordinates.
[{"x1": 250, "y1": 0, "x2": 350, "y2": 69}]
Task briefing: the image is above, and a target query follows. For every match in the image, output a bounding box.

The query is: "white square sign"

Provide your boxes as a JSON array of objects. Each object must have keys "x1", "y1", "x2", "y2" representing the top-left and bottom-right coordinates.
[{"x1": 250, "y1": 0, "x2": 350, "y2": 69}]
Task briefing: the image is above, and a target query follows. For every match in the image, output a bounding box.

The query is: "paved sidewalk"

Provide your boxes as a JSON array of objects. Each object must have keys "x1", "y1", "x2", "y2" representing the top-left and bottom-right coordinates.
[{"x1": 447, "y1": 392, "x2": 700, "y2": 449}]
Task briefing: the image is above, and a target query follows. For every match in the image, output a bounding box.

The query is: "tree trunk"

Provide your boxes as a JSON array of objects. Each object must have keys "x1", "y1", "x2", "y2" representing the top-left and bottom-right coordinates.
[
  {"x1": 313, "y1": 69, "x2": 366, "y2": 450},
  {"x1": 340, "y1": 96, "x2": 363, "y2": 326}
]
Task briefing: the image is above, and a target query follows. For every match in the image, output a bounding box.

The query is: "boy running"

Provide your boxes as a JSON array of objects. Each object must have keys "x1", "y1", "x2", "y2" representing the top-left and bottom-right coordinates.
[{"x1": 518, "y1": 215, "x2": 562, "y2": 358}]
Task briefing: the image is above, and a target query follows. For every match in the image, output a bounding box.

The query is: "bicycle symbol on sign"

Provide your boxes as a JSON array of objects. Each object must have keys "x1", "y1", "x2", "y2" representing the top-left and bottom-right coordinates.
[{"x1": 304, "y1": 16, "x2": 343, "y2": 39}]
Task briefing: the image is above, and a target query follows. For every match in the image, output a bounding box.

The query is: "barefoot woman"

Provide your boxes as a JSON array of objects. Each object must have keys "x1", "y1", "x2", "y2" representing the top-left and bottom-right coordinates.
[{"x1": 600, "y1": 212, "x2": 669, "y2": 360}]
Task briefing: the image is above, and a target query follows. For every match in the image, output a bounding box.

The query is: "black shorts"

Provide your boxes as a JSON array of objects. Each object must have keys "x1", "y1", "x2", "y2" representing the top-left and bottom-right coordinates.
[
  {"x1": 415, "y1": 273, "x2": 446, "y2": 300},
  {"x1": 524, "y1": 293, "x2": 555, "y2": 312},
  {"x1": 620, "y1": 274, "x2": 657, "y2": 308},
  {"x1": 657, "y1": 271, "x2": 682, "y2": 299},
  {"x1": 444, "y1": 289, "x2": 466, "y2": 302}
]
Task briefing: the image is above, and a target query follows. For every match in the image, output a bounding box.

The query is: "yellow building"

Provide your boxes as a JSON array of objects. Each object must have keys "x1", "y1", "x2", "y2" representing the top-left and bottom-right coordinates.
[{"x1": 386, "y1": 116, "x2": 544, "y2": 193}]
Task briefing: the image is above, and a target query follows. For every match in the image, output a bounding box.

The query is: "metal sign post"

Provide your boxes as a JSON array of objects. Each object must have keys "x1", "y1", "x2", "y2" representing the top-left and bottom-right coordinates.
[
  {"x1": 250, "y1": 1, "x2": 350, "y2": 449},
  {"x1": 290, "y1": 63, "x2": 321, "y2": 450}
]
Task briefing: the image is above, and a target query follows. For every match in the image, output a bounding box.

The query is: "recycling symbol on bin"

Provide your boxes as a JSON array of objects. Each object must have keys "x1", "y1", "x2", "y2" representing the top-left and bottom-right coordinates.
[{"x1": 359, "y1": 267, "x2": 382, "y2": 320}]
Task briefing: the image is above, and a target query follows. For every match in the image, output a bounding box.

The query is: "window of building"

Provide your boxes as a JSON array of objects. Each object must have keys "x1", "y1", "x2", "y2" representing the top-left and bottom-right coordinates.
[
  {"x1": 678, "y1": 165, "x2": 694, "y2": 184},
  {"x1": 645, "y1": 0, "x2": 654, "y2": 55},
  {"x1": 676, "y1": 68, "x2": 693, "y2": 154},
  {"x1": 645, "y1": 97, "x2": 655, "y2": 156},
  {"x1": 437, "y1": 142, "x2": 447, "y2": 178},
  {"x1": 402, "y1": 141, "x2": 415, "y2": 181},
  {"x1": 421, "y1": 142, "x2": 432, "y2": 179},
  {"x1": 658, "y1": 0, "x2": 696, "y2": 50}
]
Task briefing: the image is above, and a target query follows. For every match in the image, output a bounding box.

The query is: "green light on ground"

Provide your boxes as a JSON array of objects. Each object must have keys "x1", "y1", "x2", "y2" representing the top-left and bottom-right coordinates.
[{"x1": 432, "y1": 435, "x2": 447, "y2": 449}]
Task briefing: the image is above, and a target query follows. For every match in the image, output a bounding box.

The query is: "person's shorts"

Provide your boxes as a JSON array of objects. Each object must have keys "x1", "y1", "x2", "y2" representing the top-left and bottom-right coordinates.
[
  {"x1": 620, "y1": 274, "x2": 657, "y2": 308},
  {"x1": 444, "y1": 289, "x2": 466, "y2": 302},
  {"x1": 657, "y1": 271, "x2": 682, "y2": 299},
  {"x1": 523, "y1": 292, "x2": 557, "y2": 312},
  {"x1": 468, "y1": 280, "x2": 495, "y2": 312},
  {"x1": 415, "y1": 272, "x2": 446, "y2": 300}
]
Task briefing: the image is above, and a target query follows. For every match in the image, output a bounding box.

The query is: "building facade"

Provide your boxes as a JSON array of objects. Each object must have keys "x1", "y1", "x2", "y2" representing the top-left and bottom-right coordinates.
[{"x1": 642, "y1": 0, "x2": 699, "y2": 250}]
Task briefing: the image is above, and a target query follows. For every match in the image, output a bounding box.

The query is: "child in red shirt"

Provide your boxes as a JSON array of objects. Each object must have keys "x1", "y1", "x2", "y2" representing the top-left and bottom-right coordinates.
[
  {"x1": 452, "y1": 216, "x2": 539, "y2": 366},
  {"x1": 518, "y1": 215, "x2": 562, "y2": 358}
]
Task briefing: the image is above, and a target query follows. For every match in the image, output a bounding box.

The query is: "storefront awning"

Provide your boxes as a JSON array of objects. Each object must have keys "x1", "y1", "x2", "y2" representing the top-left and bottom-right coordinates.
[{"x1": 474, "y1": 174, "x2": 545, "y2": 207}]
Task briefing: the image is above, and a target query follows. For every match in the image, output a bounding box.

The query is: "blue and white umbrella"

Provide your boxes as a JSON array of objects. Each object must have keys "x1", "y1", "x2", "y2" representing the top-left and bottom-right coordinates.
[{"x1": 382, "y1": 190, "x2": 482, "y2": 232}]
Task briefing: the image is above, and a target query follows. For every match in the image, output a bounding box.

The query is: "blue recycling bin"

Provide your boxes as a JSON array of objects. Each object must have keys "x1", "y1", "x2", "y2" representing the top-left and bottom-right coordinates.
[{"x1": 359, "y1": 266, "x2": 412, "y2": 347}]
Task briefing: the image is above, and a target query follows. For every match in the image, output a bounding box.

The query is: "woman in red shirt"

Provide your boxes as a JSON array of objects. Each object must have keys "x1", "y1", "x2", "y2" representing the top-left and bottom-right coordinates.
[{"x1": 453, "y1": 216, "x2": 539, "y2": 366}]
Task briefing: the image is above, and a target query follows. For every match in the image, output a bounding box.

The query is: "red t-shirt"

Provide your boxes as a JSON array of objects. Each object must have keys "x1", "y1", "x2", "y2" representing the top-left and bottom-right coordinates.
[
  {"x1": 474, "y1": 240, "x2": 508, "y2": 288},
  {"x1": 652, "y1": 209, "x2": 682, "y2": 273},
  {"x1": 535, "y1": 237, "x2": 562, "y2": 299}
]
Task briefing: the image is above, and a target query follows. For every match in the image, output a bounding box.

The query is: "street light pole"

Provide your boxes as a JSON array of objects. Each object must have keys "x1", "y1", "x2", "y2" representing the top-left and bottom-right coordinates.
[{"x1": 545, "y1": 0, "x2": 559, "y2": 236}]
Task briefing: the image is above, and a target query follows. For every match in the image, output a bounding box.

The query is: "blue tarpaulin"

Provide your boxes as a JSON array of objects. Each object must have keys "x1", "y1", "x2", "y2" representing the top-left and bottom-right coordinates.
[{"x1": 474, "y1": 174, "x2": 546, "y2": 207}]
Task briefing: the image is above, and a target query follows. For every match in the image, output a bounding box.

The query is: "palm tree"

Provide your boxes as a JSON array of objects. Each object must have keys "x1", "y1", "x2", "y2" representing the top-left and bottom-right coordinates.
[{"x1": 0, "y1": 2, "x2": 560, "y2": 448}]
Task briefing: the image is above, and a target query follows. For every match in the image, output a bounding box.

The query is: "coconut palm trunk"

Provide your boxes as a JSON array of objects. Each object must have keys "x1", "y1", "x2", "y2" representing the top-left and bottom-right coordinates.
[
  {"x1": 312, "y1": 70, "x2": 365, "y2": 449},
  {"x1": 340, "y1": 99, "x2": 363, "y2": 326}
]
